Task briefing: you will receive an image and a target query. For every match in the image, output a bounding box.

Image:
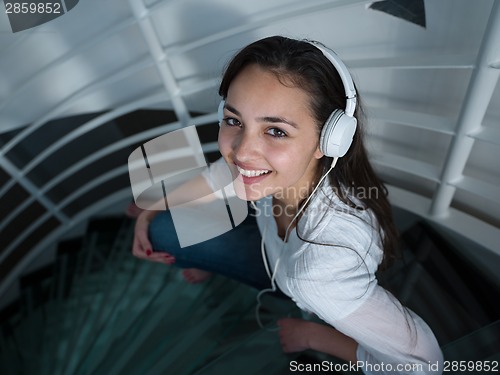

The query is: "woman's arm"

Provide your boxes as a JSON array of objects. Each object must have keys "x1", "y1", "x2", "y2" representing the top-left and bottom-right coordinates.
[
  {"x1": 292, "y1": 280, "x2": 443, "y2": 374},
  {"x1": 278, "y1": 318, "x2": 358, "y2": 362},
  {"x1": 131, "y1": 173, "x2": 217, "y2": 264},
  {"x1": 287, "y1": 241, "x2": 442, "y2": 373}
]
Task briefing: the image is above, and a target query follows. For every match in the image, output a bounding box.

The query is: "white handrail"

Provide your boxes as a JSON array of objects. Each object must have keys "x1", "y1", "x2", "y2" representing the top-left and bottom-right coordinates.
[
  {"x1": 0, "y1": 114, "x2": 219, "y2": 264},
  {"x1": 430, "y1": 0, "x2": 500, "y2": 217}
]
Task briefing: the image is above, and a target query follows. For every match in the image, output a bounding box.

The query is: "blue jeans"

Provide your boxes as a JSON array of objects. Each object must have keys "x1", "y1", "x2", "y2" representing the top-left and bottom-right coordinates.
[{"x1": 149, "y1": 209, "x2": 275, "y2": 291}]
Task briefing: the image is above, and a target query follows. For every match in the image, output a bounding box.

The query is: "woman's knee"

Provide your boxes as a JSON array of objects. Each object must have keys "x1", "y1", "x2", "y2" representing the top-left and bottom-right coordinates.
[{"x1": 149, "y1": 211, "x2": 182, "y2": 253}]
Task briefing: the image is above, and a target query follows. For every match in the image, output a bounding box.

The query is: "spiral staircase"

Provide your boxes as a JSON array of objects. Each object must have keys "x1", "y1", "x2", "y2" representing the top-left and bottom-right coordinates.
[
  {"x1": 0, "y1": 215, "x2": 302, "y2": 375},
  {"x1": 1, "y1": 210, "x2": 499, "y2": 375},
  {"x1": 1, "y1": 0, "x2": 500, "y2": 373}
]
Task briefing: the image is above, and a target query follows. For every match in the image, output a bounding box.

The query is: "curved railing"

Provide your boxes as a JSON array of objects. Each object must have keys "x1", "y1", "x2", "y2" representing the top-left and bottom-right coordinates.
[{"x1": 1, "y1": 0, "x2": 499, "y2": 301}]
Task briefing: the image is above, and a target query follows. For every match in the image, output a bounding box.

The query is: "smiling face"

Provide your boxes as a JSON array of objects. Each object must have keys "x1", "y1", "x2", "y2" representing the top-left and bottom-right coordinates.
[{"x1": 218, "y1": 64, "x2": 324, "y2": 207}]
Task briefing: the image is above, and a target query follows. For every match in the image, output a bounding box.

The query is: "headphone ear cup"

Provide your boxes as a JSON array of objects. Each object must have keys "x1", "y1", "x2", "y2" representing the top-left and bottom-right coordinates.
[
  {"x1": 217, "y1": 100, "x2": 225, "y2": 126},
  {"x1": 320, "y1": 110, "x2": 357, "y2": 158}
]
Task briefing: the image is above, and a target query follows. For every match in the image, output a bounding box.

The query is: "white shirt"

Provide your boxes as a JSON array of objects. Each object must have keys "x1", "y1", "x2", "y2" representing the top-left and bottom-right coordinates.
[
  {"x1": 204, "y1": 158, "x2": 443, "y2": 374},
  {"x1": 256, "y1": 189, "x2": 443, "y2": 375}
]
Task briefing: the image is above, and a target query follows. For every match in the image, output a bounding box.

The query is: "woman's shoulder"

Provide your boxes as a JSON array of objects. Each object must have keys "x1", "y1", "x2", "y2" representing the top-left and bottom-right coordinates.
[
  {"x1": 293, "y1": 185, "x2": 384, "y2": 270},
  {"x1": 300, "y1": 186, "x2": 379, "y2": 242}
]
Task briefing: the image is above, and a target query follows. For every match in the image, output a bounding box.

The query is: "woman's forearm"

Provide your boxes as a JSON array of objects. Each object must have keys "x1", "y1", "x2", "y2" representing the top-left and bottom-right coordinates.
[
  {"x1": 278, "y1": 318, "x2": 358, "y2": 363},
  {"x1": 306, "y1": 321, "x2": 358, "y2": 363}
]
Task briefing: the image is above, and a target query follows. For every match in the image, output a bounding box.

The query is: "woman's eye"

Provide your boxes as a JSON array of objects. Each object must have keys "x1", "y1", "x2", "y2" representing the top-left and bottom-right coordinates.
[
  {"x1": 267, "y1": 128, "x2": 287, "y2": 138},
  {"x1": 223, "y1": 117, "x2": 241, "y2": 127}
]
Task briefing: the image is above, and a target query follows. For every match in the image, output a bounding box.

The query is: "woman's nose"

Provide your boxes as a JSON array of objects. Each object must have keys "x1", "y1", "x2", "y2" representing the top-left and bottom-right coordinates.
[{"x1": 233, "y1": 130, "x2": 260, "y2": 161}]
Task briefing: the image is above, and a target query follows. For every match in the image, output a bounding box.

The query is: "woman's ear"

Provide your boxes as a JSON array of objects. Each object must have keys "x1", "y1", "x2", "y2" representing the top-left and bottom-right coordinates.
[{"x1": 314, "y1": 145, "x2": 324, "y2": 160}]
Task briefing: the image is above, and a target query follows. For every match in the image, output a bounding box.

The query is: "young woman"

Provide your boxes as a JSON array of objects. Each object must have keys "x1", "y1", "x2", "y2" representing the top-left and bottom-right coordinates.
[{"x1": 132, "y1": 35, "x2": 443, "y2": 374}]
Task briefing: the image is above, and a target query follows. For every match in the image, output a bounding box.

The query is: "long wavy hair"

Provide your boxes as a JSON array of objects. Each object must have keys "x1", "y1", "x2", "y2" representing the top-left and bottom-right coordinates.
[{"x1": 219, "y1": 35, "x2": 399, "y2": 268}]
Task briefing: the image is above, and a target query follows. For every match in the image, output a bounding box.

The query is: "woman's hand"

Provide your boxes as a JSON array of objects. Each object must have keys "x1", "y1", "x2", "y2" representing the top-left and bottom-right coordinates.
[
  {"x1": 277, "y1": 318, "x2": 313, "y2": 353},
  {"x1": 131, "y1": 210, "x2": 175, "y2": 265}
]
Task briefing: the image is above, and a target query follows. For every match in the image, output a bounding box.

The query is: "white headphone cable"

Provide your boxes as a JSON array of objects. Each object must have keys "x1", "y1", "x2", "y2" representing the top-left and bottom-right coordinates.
[{"x1": 255, "y1": 157, "x2": 338, "y2": 330}]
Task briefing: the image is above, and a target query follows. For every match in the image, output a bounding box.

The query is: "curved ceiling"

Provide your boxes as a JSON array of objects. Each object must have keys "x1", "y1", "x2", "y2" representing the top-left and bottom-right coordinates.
[{"x1": 0, "y1": 0, "x2": 499, "y2": 296}]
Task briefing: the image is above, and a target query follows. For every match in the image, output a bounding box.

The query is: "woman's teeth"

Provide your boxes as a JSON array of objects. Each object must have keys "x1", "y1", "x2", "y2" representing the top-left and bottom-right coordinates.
[{"x1": 237, "y1": 166, "x2": 271, "y2": 177}]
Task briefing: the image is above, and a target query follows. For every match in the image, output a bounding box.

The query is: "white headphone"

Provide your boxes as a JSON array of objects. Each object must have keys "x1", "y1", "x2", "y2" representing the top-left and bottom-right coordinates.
[{"x1": 217, "y1": 40, "x2": 357, "y2": 158}]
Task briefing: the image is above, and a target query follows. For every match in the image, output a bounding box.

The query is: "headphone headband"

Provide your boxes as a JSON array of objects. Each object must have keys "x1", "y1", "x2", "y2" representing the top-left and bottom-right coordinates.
[{"x1": 307, "y1": 40, "x2": 357, "y2": 117}]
